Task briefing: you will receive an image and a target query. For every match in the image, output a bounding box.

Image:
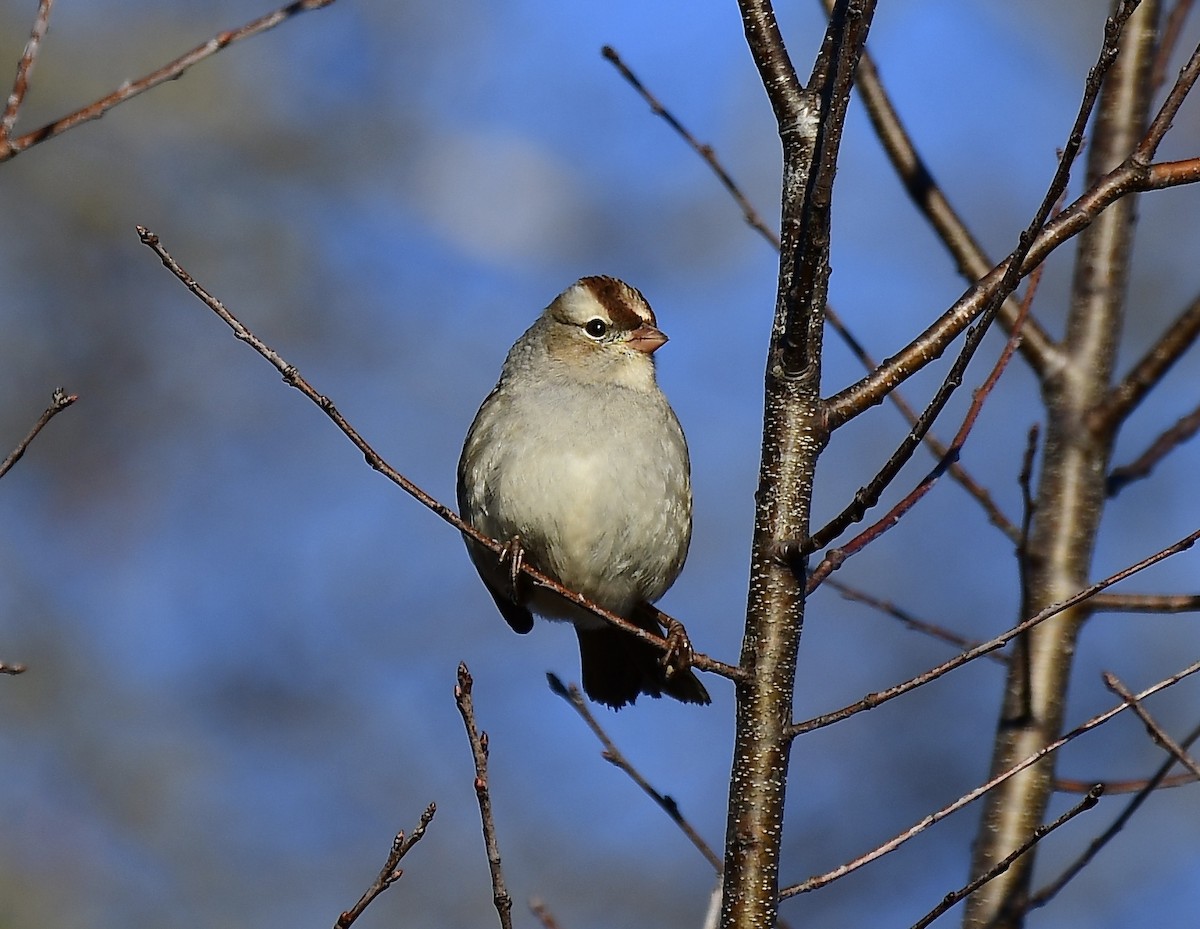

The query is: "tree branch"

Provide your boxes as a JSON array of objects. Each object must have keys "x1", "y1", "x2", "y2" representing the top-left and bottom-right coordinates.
[
  {"x1": 908, "y1": 787, "x2": 1102, "y2": 929},
  {"x1": 0, "y1": 387, "x2": 77, "y2": 481},
  {"x1": 135, "y1": 226, "x2": 741, "y2": 684},
  {"x1": 455, "y1": 664, "x2": 514, "y2": 929},
  {"x1": 1092, "y1": 290, "x2": 1200, "y2": 434},
  {"x1": 334, "y1": 804, "x2": 437, "y2": 929},
  {"x1": 721, "y1": 3, "x2": 875, "y2": 926},
  {"x1": 1107, "y1": 397, "x2": 1200, "y2": 495},
  {"x1": 1090, "y1": 592, "x2": 1200, "y2": 612},
  {"x1": 966, "y1": 4, "x2": 1160, "y2": 924},
  {"x1": 791, "y1": 523, "x2": 1200, "y2": 737},
  {"x1": 0, "y1": 0, "x2": 54, "y2": 142},
  {"x1": 816, "y1": 0, "x2": 1062, "y2": 381},
  {"x1": 547, "y1": 674, "x2": 723, "y2": 873},
  {"x1": 1031, "y1": 718, "x2": 1200, "y2": 908},
  {"x1": 782, "y1": 657, "x2": 1200, "y2": 897},
  {"x1": 0, "y1": 0, "x2": 338, "y2": 162}
]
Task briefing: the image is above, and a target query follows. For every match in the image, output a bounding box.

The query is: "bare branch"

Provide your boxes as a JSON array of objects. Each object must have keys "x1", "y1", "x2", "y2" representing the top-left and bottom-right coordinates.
[
  {"x1": 1104, "y1": 672, "x2": 1200, "y2": 779},
  {"x1": 1090, "y1": 592, "x2": 1200, "y2": 612},
  {"x1": 529, "y1": 898, "x2": 563, "y2": 929},
  {"x1": 1056, "y1": 772, "x2": 1195, "y2": 793},
  {"x1": 0, "y1": 659, "x2": 28, "y2": 675},
  {"x1": 1135, "y1": 32, "x2": 1200, "y2": 162},
  {"x1": 1107, "y1": 398, "x2": 1200, "y2": 495},
  {"x1": 1150, "y1": 0, "x2": 1196, "y2": 91},
  {"x1": 1092, "y1": 290, "x2": 1200, "y2": 434},
  {"x1": 806, "y1": 254, "x2": 1043, "y2": 573},
  {"x1": 816, "y1": 0, "x2": 1062, "y2": 380},
  {"x1": 791, "y1": 524, "x2": 1200, "y2": 737},
  {"x1": 824, "y1": 3, "x2": 1191, "y2": 429},
  {"x1": 599, "y1": 46, "x2": 780, "y2": 249},
  {"x1": 1033, "y1": 718, "x2": 1200, "y2": 908},
  {"x1": 907, "y1": 786, "x2": 1102, "y2": 929},
  {"x1": 546, "y1": 674, "x2": 723, "y2": 872},
  {"x1": 135, "y1": 226, "x2": 741, "y2": 683},
  {"x1": 825, "y1": 578, "x2": 1009, "y2": 664},
  {"x1": 455, "y1": 664, "x2": 514, "y2": 929},
  {"x1": 334, "y1": 804, "x2": 436, "y2": 929},
  {"x1": 600, "y1": 44, "x2": 1019, "y2": 545},
  {"x1": 0, "y1": 0, "x2": 54, "y2": 142},
  {"x1": 0, "y1": 387, "x2": 77, "y2": 481},
  {"x1": 781, "y1": 658, "x2": 1200, "y2": 897},
  {"x1": 0, "y1": 0, "x2": 338, "y2": 162}
]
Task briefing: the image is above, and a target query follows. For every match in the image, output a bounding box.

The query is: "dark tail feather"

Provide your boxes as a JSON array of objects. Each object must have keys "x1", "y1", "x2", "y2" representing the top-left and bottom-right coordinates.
[{"x1": 575, "y1": 625, "x2": 711, "y2": 709}]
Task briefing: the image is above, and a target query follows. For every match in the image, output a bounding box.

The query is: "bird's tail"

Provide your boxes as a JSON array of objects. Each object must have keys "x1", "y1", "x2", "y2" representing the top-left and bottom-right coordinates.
[{"x1": 575, "y1": 621, "x2": 711, "y2": 709}]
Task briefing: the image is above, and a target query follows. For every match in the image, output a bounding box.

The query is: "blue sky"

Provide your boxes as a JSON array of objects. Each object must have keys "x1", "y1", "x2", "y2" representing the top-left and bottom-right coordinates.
[{"x1": 2, "y1": 2, "x2": 1200, "y2": 927}]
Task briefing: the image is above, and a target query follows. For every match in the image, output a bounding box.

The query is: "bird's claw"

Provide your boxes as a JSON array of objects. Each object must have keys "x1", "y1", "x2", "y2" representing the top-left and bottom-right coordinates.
[
  {"x1": 661, "y1": 616, "x2": 697, "y2": 681},
  {"x1": 498, "y1": 535, "x2": 525, "y2": 602}
]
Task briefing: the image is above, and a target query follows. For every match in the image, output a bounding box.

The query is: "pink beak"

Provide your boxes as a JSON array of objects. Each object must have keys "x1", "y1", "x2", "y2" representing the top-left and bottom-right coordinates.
[{"x1": 628, "y1": 323, "x2": 668, "y2": 354}]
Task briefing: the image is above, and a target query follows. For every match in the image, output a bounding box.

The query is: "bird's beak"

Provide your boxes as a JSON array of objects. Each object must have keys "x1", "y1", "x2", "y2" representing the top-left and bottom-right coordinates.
[{"x1": 628, "y1": 323, "x2": 668, "y2": 354}]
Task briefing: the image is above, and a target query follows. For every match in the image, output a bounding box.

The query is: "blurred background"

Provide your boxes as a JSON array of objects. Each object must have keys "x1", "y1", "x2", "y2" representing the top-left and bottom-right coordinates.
[{"x1": 2, "y1": 2, "x2": 1199, "y2": 927}]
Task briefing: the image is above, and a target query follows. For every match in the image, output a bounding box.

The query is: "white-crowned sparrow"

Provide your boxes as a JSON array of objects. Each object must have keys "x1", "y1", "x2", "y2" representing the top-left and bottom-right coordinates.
[{"x1": 458, "y1": 276, "x2": 709, "y2": 708}]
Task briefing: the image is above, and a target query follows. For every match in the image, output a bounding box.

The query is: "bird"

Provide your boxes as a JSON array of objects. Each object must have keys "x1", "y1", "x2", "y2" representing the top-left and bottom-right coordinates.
[{"x1": 457, "y1": 276, "x2": 710, "y2": 708}]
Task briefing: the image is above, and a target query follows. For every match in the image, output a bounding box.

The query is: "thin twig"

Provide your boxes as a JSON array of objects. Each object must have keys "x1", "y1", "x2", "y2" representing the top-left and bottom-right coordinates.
[
  {"x1": 1150, "y1": 0, "x2": 1196, "y2": 92},
  {"x1": 546, "y1": 673, "x2": 723, "y2": 872},
  {"x1": 529, "y1": 898, "x2": 563, "y2": 929},
  {"x1": 1032, "y1": 718, "x2": 1200, "y2": 909},
  {"x1": 0, "y1": 660, "x2": 28, "y2": 675},
  {"x1": 0, "y1": 387, "x2": 77, "y2": 480},
  {"x1": 0, "y1": 0, "x2": 54, "y2": 141},
  {"x1": 0, "y1": 0, "x2": 338, "y2": 162},
  {"x1": 825, "y1": 578, "x2": 1008, "y2": 664},
  {"x1": 135, "y1": 226, "x2": 742, "y2": 683},
  {"x1": 1107, "y1": 399, "x2": 1200, "y2": 495},
  {"x1": 1090, "y1": 592, "x2": 1200, "y2": 613},
  {"x1": 1104, "y1": 672, "x2": 1200, "y2": 779},
  {"x1": 780, "y1": 658, "x2": 1200, "y2": 897},
  {"x1": 824, "y1": 6, "x2": 1200, "y2": 429},
  {"x1": 334, "y1": 803, "x2": 437, "y2": 929},
  {"x1": 907, "y1": 786, "x2": 1102, "y2": 929},
  {"x1": 1056, "y1": 772, "x2": 1195, "y2": 793},
  {"x1": 816, "y1": 0, "x2": 1061, "y2": 380},
  {"x1": 599, "y1": 46, "x2": 780, "y2": 249},
  {"x1": 790, "y1": 525, "x2": 1200, "y2": 737},
  {"x1": 1092, "y1": 291, "x2": 1200, "y2": 435},
  {"x1": 806, "y1": 252, "x2": 1044, "y2": 584},
  {"x1": 599, "y1": 43, "x2": 1020, "y2": 545},
  {"x1": 455, "y1": 664, "x2": 514, "y2": 929}
]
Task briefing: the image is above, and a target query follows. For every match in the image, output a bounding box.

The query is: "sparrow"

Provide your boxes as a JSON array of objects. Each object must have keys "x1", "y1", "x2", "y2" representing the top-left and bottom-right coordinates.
[{"x1": 457, "y1": 276, "x2": 709, "y2": 708}]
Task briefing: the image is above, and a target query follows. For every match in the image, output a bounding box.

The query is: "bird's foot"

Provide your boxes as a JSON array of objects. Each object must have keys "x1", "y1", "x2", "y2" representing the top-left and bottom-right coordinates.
[
  {"x1": 660, "y1": 614, "x2": 697, "y2": 681},
  {"x1": 498, "y1": 534, "x2": 525, "y2": 601}
]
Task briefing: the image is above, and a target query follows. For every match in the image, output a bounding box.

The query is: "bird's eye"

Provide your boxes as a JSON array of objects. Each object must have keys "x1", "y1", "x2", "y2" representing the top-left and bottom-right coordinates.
[{"x1": 584, "y1": 318, "x2": 608, "y2": 338}]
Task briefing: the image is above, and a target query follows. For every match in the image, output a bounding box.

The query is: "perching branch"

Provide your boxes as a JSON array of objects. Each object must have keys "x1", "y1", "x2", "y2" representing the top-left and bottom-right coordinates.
[{"x1": 134, "y1": 226, "x2": 741, "y2": 685}]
